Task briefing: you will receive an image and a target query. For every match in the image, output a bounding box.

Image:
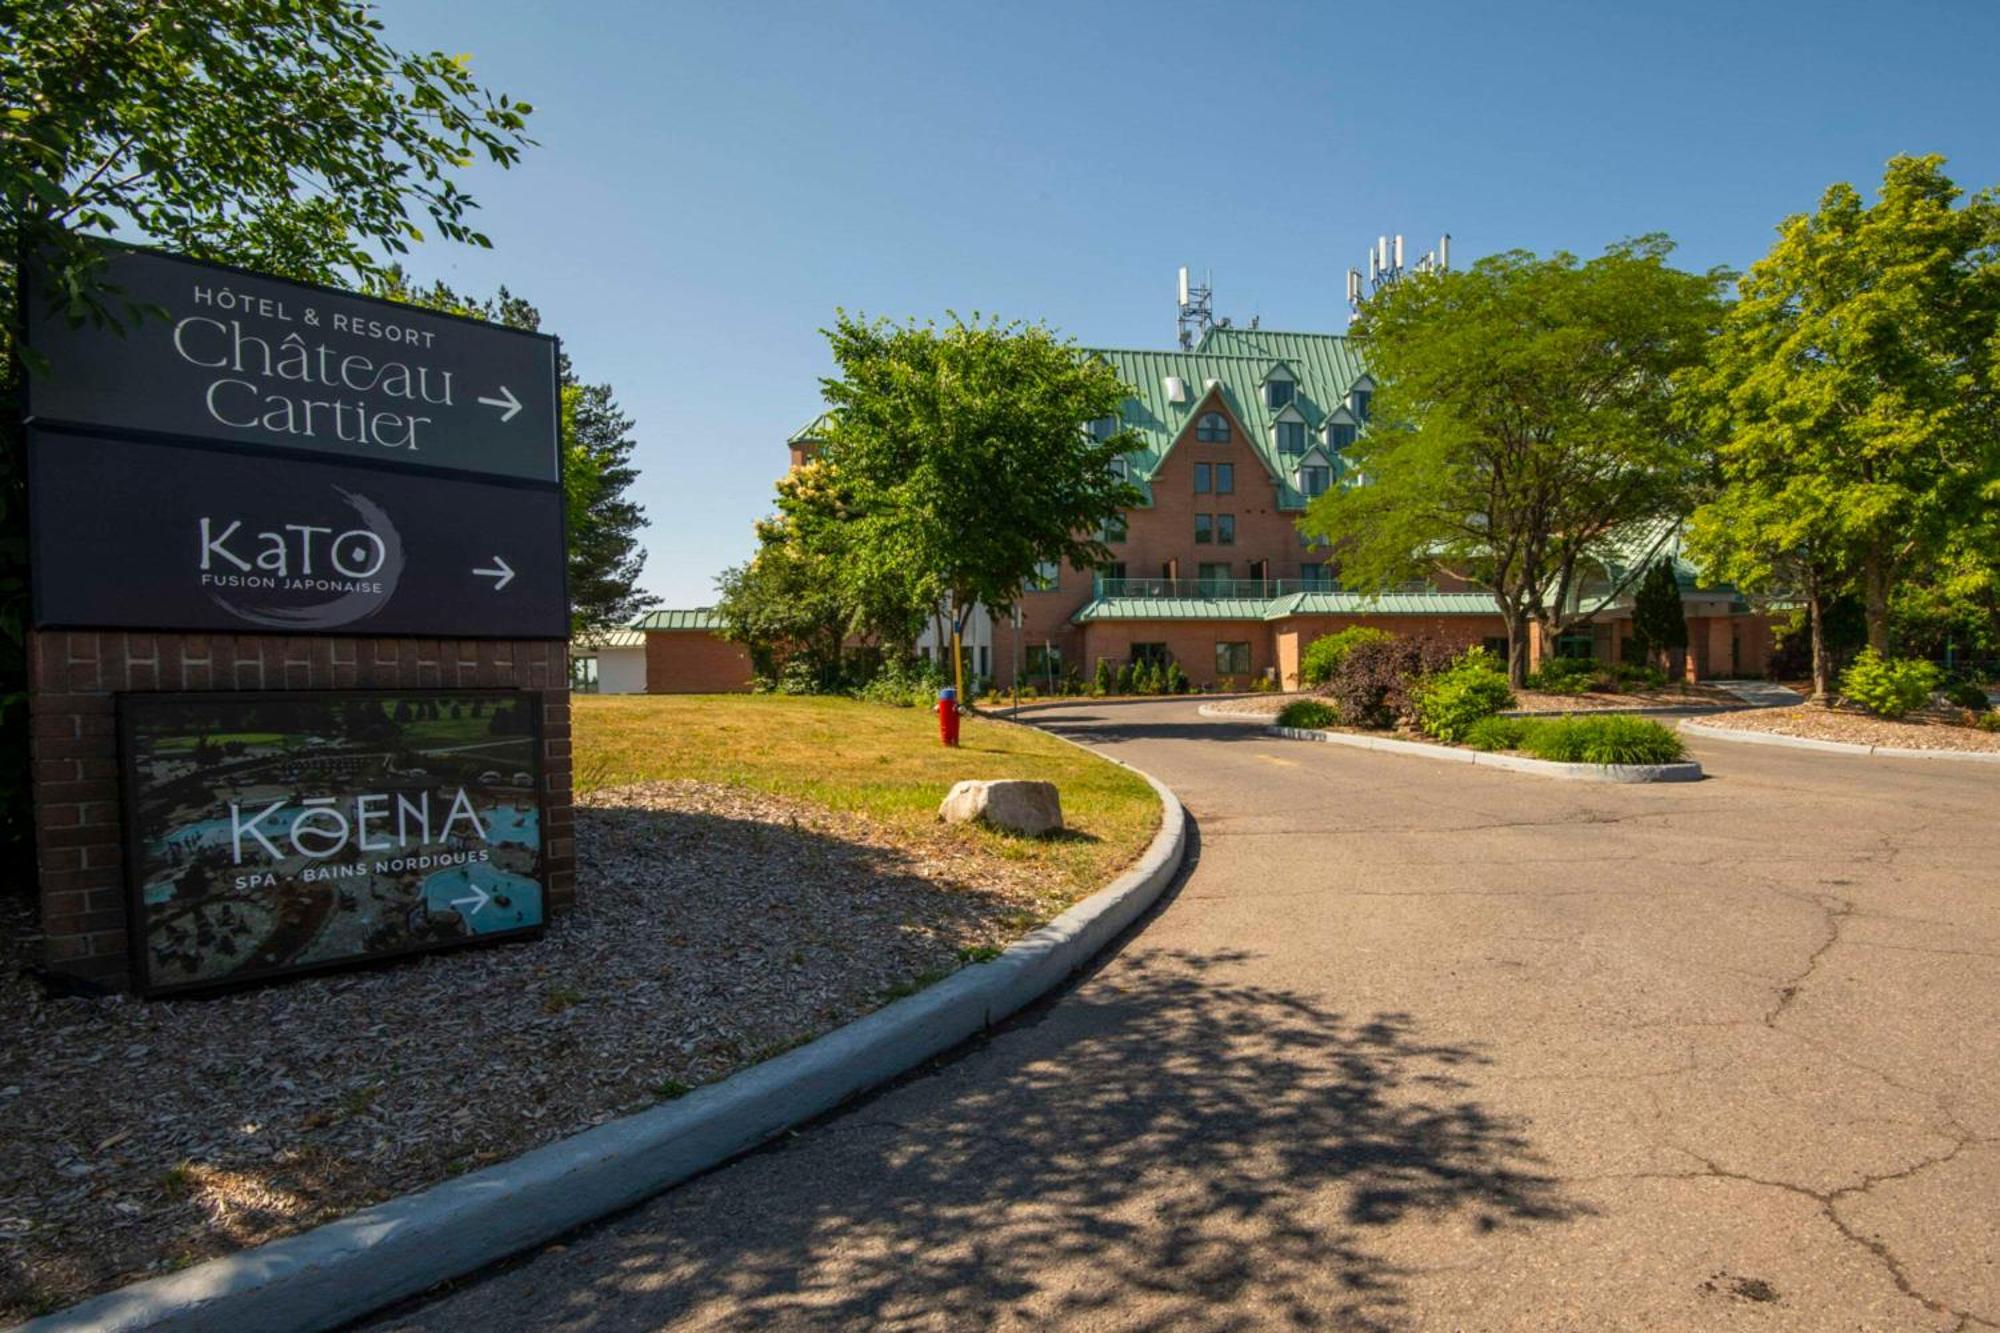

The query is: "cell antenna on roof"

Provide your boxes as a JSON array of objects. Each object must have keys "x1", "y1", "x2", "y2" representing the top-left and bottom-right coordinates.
[
  {"x1": 1177, "y1": 265, "x2": 1217, "y2": 351},
  {"x1": 1350, "y1": 229, "x2": 1452, "y2": 313}
]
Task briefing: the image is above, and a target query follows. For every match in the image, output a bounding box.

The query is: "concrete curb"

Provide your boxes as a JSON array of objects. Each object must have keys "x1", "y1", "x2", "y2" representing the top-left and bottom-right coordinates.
[
  {"x1": 1679, "y1": 718, "x2": 2000, "y2": 764},
  {"x1": 23, "y1": 757, "x2": 1187, "y2": 1333},
  {"x1": 1204, "y1": 706, "x2": 1701, "y2": 783}
]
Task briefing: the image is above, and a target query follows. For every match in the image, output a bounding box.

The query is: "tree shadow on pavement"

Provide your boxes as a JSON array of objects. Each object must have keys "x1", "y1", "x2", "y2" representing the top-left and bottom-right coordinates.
[{"x1": 419, "y1": 948, "x2": 1586, "y2": 1332}]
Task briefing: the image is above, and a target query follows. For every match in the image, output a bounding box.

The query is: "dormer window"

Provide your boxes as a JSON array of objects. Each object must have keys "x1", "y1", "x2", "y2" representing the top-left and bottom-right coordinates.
[
  {"x1": 1195, "y1": 412, "x2": 1229, "y2": 442},
  {"x1": 1109, "y1": 456, "x2": 1128, "y2": 482},
  {"x1": 1088, "y1": 415, "x2": 1119, "y2": 439},
  {"x1": 1265, "y1": 379, "x2": 1295, "y2": 410},
  {"x1": 1299, "y1": 464, "x2": 1331, "y2": 498},
  {"x1": 1347, "y1": 389, "x2": 1371, "y2": 422},
  {"x1": 1276, "y1": 420, "x2": 1305, "y2": 453},
  {"x1": 1327, "y1": 421, "x2": 1357, "y2": 450}
]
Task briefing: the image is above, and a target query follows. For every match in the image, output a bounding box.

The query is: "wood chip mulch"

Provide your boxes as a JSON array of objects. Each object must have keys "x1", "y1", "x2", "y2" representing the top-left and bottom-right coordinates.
[
  {"x1": 0, "y1": 780, "x2": 1077, "y2": 1321},
  {"x1": 1509, "y1": 683, "x2": 1741, "y2": 712},
  {"x1": 1694, "y1": 704, "x2": 2000, "y2": 753}
]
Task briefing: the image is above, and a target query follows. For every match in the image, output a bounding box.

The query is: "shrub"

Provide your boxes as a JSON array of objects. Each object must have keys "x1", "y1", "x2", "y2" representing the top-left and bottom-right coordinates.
[
  {"x1": 1322, "y1": 636, "x2": 1457, "y2": 729},
  {"x1": 1276, "y1": 699, "x2": 1339, "y2": 729},
  {"x1": 1943, "y1": 679, "x2": 1990, "y2": 711},
  {"x1": 1165, "y1": 660, "x2": 1190, "y2": 695},
  {"x1": 1977, "y1": 711, "x2": 2000, "y2": 733},
  {"x1": 1840, "y1": 649, "x2": 1941, "y2": 719},
  {"x1": 1516, "y1": 715, "x2": 1686, "y2": 765},
  {"x1": 1614, "y1": 662, "x2": 1668, "y2": 690},
  {"x1": 1299, "y1": 627, "x2": 1395, "y2": 687},
  {"x1": 1115, "y1": 663, "x2": 1134, "y2": 695},
  {"x1": 1410, "y1": 649, "x2": 1516, "y2": 742},
  {"x1": 1524, "y1": 656, "x2": 1600, "y2": 694},
  {"x1": 1464, "y1": 715, "x2": 1529, "y2": 751},
  {"x1": 1093, "y1": 658, "x2": 1115, "y2": 697}
]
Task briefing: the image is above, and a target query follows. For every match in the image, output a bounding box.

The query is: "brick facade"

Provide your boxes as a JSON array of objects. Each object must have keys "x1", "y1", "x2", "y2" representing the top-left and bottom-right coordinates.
[
  {"x1": 28, "y1": 629, "x2": 575, "y2": 989},
  {"x1": 645, "y1": 629, "x2": 754, "y2": 693}
]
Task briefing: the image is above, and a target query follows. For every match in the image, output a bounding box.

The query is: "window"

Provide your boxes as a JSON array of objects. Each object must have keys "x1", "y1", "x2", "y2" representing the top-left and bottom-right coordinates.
[
  {"x1": 1265, "y1": 379, "x2": 1295, "y2": 410},
  {"x1": 1103, "y1": 513, "x2": 1127, "y2": 543},
  {"x1": 1195, "y1": 412, "x2": 1229, "y2": 442},
  {"x1": 1216, "y1": 514, "x2": 1236, "y2": 545},
  {"x1": 1299, "y1": 464, "x2": 1330, "y2": 498},
  {"x1": 1215, "y1": 641, "x2": 1252, "y2": 677},
  {"x1": 1193, "y1": 463, "x2": 1211, "y2": 494},
  {"x1": 1026, "y1": 644, "x2": 1063, "y2": 681},
  {"x1": 1109, "y1": 456, "x2": 1128, "y2": 481},
  {"x1": 1194, "y1": 513, "x2": 1213, "y2": 544},
  {"x1": 1029, "y1": 560, "x2": 1060, "y2": 591},
  {"x1": 977, "y1": 646, "x2": 990, "y2": 678},
  {"x1": 1348, "y1": 389, "x2": 1371, "y2": 422},
  {"x1": 1327, "y1": 422, "x2": 1357, "y2": 450},
  {"x1": 1197, "y1": 562, "x2": 1231, "y2": 591},
  {"x1": 1299, "y1": 562, "x2": 1333, "y2": 590},
  {"x1": 1088, "y1": 415, "x2": 1119, "y2": 439},
  {"x1": 1299, "y1": 531, "x2": 1330, "y2": 550},
  {"x1": 1100, "y1": 561, "x2": 1127, "y2": 584},
  {"x1": 1214, "y1": 462, "x2": 1234, "y2": 494},
  {"x1": 1130, "y1": 642, "x2": 1170, "y2": 667},
  {"x1": 1277, "y1": 421, "x2": 1306, "y2": 453}
]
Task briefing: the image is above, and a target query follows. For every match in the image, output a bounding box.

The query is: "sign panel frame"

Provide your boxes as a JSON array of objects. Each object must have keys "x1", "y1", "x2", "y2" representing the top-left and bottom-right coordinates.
[
  {"x1": 23, "y1": 240, "x2": 563, "y2": 483},
  {"x1": 119, "y1": 688, "x2": 549, "y2": 997},
  {"x1": 27, "y1": 426, "x2": 571, "y2": 639}
]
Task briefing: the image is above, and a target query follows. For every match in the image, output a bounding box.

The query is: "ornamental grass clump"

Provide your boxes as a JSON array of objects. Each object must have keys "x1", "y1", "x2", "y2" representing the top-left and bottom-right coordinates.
[
  {"x1": 1839, "y1": 649, "x2": 1941, "y2": 720},
  {"x1": 1410, "y1": 649, "x2": 1515, "y2": 742},
  {"x1": 1463, "y1": 715, "x2": 1529, "y2": 752},
  {"x1": 1276, "y1": 699, "x2": 1339, "y2": 729},
  {"x1": 1514, "y1": 715, "x2": 1686, "y2": 765}
]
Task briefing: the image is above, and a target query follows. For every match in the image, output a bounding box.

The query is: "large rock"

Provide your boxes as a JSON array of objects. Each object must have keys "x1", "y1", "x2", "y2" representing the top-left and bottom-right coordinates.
[{"x1": 937, "y1": 779, "x2": 1064, "y2": 837}]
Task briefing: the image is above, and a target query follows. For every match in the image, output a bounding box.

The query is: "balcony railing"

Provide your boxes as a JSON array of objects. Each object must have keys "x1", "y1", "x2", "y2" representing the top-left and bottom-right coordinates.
[{"x1": 1093, "y1": 576, "x2": 1339, "y2": 599}]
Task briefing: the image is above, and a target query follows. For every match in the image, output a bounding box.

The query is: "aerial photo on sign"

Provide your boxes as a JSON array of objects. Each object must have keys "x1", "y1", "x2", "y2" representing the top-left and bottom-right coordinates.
[
  {"x1": 24, "y1": 244, "x2": 559, "y2": 482},
  {"x1": 122, "y1": 691, "x2": 546, "y2": 995}
]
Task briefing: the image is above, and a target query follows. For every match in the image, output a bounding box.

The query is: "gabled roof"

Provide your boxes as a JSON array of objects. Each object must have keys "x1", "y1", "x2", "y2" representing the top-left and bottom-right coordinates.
[
  {"x1": 1080, "y1": 335, "x2": 1371, "y2": 507},
  {"x1": 636, "y1": 608, "x2": 723, "y2": 631},
  {"x1": 787, "y1": 413, "x2": 833, "y2": 446}
]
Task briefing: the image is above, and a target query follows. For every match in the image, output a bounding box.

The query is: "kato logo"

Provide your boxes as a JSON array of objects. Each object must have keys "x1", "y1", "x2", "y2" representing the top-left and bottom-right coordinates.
[{"x1": 197, "y1": 486, "x2": 405, "y2": 630}]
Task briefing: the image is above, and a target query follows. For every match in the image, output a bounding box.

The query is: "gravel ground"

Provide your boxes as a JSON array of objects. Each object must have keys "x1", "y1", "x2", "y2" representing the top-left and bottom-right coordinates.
[
  {"x1": 0, "y1": 780, "x2": 1104, "y2": 1321},
  {"x1": 1696, "y1": 704, "x2": 2000, "y2": 752}
]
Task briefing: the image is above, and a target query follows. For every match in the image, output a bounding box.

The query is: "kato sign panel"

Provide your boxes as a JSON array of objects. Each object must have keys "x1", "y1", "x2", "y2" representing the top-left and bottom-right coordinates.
[
  {"x1": 28, "y1": 430, "x2": 568, "y2": 638},
  {"x1": 25, "y1": 245, "x2": 559, "y2": 482},
  {"x1": 121, "y1": 690, "x2": 547, "y2": 996}
]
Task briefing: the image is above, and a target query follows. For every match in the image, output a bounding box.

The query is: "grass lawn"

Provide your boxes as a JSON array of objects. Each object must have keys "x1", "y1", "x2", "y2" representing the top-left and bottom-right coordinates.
[{"x1": 573, "y1": 694, "x2": 1161, "y2": 904}]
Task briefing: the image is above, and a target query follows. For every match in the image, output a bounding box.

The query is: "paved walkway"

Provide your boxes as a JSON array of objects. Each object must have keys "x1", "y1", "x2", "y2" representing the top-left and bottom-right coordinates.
[{"x1": 380, "y1": 700, "x2": 2000, "y2": 1331}]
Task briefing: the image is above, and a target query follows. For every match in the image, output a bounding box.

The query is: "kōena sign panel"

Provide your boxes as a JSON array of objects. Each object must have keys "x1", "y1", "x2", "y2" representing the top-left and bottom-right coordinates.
[
  {"x1": 121, "y1": 690, "x2": 546, "y2": 995},
  {"x1": 25, "y1": 245, "x2": 558, "y2": 482},
  {"x1": 29, "y1": 429, "x2": 568, "y2": 638}
]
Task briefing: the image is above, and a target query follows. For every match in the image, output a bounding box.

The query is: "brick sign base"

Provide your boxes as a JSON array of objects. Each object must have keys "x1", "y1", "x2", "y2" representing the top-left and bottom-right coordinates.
[{"x1": 29, "y1": 630, "x2": 575, "y2": 990}]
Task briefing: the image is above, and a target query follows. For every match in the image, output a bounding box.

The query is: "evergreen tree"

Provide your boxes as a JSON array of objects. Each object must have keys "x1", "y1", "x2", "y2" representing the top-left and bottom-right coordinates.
[{"x1": 1630, "y1": 559, "x2": 1690, "y2": 672}]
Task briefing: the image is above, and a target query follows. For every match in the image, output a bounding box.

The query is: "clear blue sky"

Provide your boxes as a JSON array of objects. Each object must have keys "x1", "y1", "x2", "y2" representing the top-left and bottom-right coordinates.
[{"x1": 385, "y1": 0, "x2": 2000, "y2": 610}]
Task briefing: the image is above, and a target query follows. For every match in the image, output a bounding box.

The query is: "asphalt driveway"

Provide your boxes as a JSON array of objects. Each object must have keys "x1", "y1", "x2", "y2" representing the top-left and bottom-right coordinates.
[{"x1": 378, "y1": 700, "x2": 2000, "y2": 1331}]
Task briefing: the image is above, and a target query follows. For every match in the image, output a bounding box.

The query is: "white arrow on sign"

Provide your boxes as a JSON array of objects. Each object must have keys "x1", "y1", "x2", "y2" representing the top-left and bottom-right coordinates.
[
  {"x1": 450, "y1": 881, "x2": 492, "y2": 917},
  {"x1": 477, "y1": 385, "x2": 523, "y2": 423},
  {"x1": 472, "y1": 556, "x2": 515, "y2": 591}
]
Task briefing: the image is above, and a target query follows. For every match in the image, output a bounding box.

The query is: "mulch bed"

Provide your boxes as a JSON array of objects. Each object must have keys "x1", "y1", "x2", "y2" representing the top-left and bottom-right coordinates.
[
  {"x1": 0, "y1": 781, "x2": 1082, "y2": 1321},
  {"x1": 1693, "y1": 705, "x2": 2000, "y2": 753},
  {"x1": 1510, "y1": 683, "x2": 1741, "y2": 712}
]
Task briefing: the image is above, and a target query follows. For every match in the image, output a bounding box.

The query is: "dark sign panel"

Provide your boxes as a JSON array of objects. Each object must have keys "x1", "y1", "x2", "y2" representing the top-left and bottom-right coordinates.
[
  {"x1": 29, "y1": 429, "x2": 568, "y2": 638},
  {"x1": 121, "y1": 690, "x2": 546, "y2": 995},
  {"x1": 25, "y1": 246, "x2": 559, "y2": 482}
]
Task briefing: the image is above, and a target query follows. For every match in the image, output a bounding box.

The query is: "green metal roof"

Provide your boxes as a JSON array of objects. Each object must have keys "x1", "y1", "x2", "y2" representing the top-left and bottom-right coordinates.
[
  {"x1": 1265, "y1": 591, "x2": 1500, "y2": 619},
  {"x1": 1072, "y1": 597, "x2": 1277, "y2": 623},
  {"x1": 1073, "y1": 590, "x2": 1503, "y2": 624},
  {"x1": 1081, "y1": 331, "x2": 1371, "y2": 508},
  {"x1": 787, "y1": 412, "x2": 832, "y2": 446},
  {"x1": 635, "y1": 608, "x2": 723, "y2": 631},
  {"x1": 573, "y1": 627, "x2": 647, "y2": 649}
]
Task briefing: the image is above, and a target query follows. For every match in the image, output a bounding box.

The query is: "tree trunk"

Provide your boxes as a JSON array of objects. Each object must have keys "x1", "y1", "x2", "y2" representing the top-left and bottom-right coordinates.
[
  {"x1": 1807, "y1": 575, "x2": 1832, "y2": 706},
  {"x1": 1862, "y1": 543, "x2": 1891, "y2": 656},
  {"x1": 1504, "y1": 609, "x2": 1531, "y2": 688}
]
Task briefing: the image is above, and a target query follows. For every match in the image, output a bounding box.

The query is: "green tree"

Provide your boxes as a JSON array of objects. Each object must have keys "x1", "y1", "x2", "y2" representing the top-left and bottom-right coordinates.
[
  {"x1": 1300, "y1": 239, "x2": 1726, "y2": 685},
  {"x1": 714, "y1": 505, "x2": 856, "y2": 691},
  {"x1": 814, "y1": 313, "x2": 1142, "y2": 647},
  {"x1": 1686, "y1": 155, "x2": 2000, "y2": 680},
  {"x1": 1628, "y1": 559, "x2": 1690, "y2": 674},
  {"x1": 0, "y1": 0, "x2": 532, "y2": 872},
  {"x1": 384, "y1": 277, "x2": 657, "y2": 635}
]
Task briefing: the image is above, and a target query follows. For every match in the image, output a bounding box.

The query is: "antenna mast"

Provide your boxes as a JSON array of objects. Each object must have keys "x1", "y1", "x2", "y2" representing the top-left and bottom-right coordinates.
[
  {"x1": 1348, "y1": 232, "x2": 1451, "y2": 314},
  {"x1": 1177, "y1": 266, "x2": 1225, "y2": 350}
]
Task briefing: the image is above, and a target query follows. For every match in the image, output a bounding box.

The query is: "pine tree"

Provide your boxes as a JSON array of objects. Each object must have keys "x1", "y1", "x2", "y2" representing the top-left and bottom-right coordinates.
[{"x1": 1630, "y1": 559, "x2": 1689, "y2": 672}]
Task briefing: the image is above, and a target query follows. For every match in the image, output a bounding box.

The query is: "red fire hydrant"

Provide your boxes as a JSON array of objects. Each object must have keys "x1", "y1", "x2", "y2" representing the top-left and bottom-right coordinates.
[{"x1": 937, "y1": 686, "x2": 960, "y2": 747}]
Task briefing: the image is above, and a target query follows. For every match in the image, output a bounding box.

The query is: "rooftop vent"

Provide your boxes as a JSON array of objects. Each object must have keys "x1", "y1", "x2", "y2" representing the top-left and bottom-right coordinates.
[{"x1": 1163, "y1": 375, "x2": 1188, "y2": 404}]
